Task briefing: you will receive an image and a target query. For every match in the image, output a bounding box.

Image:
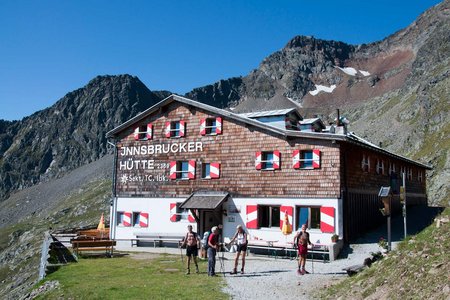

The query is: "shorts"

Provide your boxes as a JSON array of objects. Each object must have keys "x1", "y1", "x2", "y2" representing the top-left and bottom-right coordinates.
[
  {"x1": 236, "y1": 244, "x2": 247, "y2": 253},
  {"x1": 186, "y1": 245, "x2": 198, "y2": 257},
  {"x1": 298, "y1": 244, "x2": 308, "y2": 256}
]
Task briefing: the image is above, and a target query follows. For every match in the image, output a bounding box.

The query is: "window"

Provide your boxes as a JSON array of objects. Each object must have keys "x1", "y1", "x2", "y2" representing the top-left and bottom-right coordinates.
[
  {"x1": 258, "y1": 205, "x2": 280, "y2": 228},
  {"x1": 117, "y1": 211, "x2": 131, "y2": 227},
  {"x1": 117, "y1": 211, "x2": 124, "y2": 226},
  {"x1": 361, "y1": 154, "x2": 370, "y2": 172},
  {"x1": 202, "y1": 162, "x2": 220, "y2": 179},
  {"x1": 376, "y1": 159, "x2": 385, "y2": 175},
  {"x1": 200, "y1": 117, "x2": 222, "y2": 135},
  {"x1": 256, "y1": 151, "x2": 280, "y2": 170},
  {"x1": 292, "y1": 149, "x2": 321, "y2": 169},
  {"x1": 169, "y1": 160, "x2": 196, "y2": 180},
  {"x1": 407, "y1": 168, "x2": 413, "y2": 181},
  {"x1": 388, "y1": 162, "x2": 396, "y2": 176},
  {"x1": 170, "y1": 203, "x2": 194, "y2": 222},
  {"x1": 134, "y1": 123, "x2": 152, "y2": 140},
  {"x1": 165, "y1": 120, "x2": 185, "y2": 138},
  {"x1": 418, "y1": 171, "x2": 423, "y2": 182},
  {"x1": 400, "y1": 166, "x2": 406, "y2": 178},
  {"x1": 297, "y1": 207, "x2": 320, "y2": 230},
  {"x1": 133, "y1": 212, "x2": 140, "y2": 227}
]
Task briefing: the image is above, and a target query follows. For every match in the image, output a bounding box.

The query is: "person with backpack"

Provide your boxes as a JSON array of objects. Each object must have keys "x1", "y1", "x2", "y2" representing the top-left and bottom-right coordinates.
[
  {"x1": 181, "y1": 225, "x2": 200, "y2": 275},
  {"x1": 294, "y1": 224, "x2": 312, "y2": 275},
  {"x1": 207, "y1": 226, "x2": 220, "y2": 276},
  {"x1": 200, "y1": 231, "x2": 210, "y2": 259},
  {"x1": 229, "y1": 224, "x2": 248, "y2": 274}
]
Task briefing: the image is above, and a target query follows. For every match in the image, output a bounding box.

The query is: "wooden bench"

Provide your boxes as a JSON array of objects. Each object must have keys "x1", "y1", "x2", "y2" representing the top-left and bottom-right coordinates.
[
  {"x1": 71, "y1": 239, "x2": 116, "y2": 256},
  {"x1": 131, "y1": 233, "x2": 184, "y2": 248}
]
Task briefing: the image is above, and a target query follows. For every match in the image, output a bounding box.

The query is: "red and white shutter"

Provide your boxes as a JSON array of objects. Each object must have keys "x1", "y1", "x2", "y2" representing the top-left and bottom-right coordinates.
[
  {"x1": 255, "y1": 152, "x2": 262, "y2": 170},
  {"x1": 188, "y1": 160, "x2": 196, "y2": 179},
  {"x1": 313, "y1": 149, "x2": 321, "y2": 169},
  {"x1": 169, "y1": 161, "x2": 177, "y2": 180},
  {"x1": 146, "y1": 123, "x2": 153, "y2": 140},
  {"x1": 215, "y1": 117, "x2": 222, "y2": 134},
  {"x1": 273, "y1": 150, "x2": 281, "y2": 169},
  {"x1": 179, "y1": 120, "x2": 186, "y2": 137},
  {"x1": 164, "y1": 121, "x2": 171, "y2": 138},
  {"x1": 292, "y1": 150, "x2": 300, "y2": 169},
  {"x1": 246, "y1": 205, "x2": 258, "y2": 229},
  {"x1": 134, "y1": 127, "x2": 140, "y2": 140},
  {"x1": 200, "y1": 118, "x2": 206, "y2": 135},
  {"x1": 170, "y1": 203, "x2": 178, "y2": 222},
  {"x1": 123, "y1": 212, "x2": 132, "y2": 227},
  {"x1": 139, "y1": 212, "x2": 149, "y2": 227},
  {"x1": 279, "y1": 206, "x2": 293, "y2": 229},
  {"x1": 320, "y1": 206, "x2": 335, "y2": 233},
  {"x1": 210, "y1": 162, "x2": 220, "y2": 179},
  {"x1": 188, "y1": 210, "x2": 196, "y2": 223}
]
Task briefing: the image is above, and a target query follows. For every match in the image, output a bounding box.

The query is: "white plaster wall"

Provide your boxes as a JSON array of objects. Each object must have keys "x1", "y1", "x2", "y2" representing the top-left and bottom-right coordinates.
[
  {"x1": 111, "y1": 196, "x2": 342, "y2": 245},
  {"x1": 112, "y1": 197, "x2": 197, "y2": 240},
  {"x1": 222, "y1": 197, "x2": 342, "y2": 245}
]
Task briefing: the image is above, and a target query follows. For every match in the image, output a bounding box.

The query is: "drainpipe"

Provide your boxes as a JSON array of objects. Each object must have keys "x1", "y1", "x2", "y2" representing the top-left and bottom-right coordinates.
[{"x1": 107, "y1": 140, "x2": 118, "y2": 240}]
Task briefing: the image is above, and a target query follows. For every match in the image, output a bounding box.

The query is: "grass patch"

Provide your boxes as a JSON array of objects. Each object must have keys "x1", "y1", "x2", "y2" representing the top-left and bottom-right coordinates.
[
  {"x1": 320, "y1": 207, "x2": 450, "y2": 299},
  {"x1": 36, "y1": 253, "x2": 228, "y2": 300}
]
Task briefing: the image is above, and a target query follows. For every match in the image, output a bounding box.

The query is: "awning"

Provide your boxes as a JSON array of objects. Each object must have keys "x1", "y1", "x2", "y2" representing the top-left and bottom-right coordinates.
[{"x1": 179, "y1": 192, "x2": 230, "y2": 210}]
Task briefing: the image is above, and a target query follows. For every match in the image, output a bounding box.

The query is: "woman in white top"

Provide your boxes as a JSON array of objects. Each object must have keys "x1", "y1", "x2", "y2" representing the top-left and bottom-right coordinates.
[{"x1": 229, "y1": 224, "x2": 248, "y2": 274}]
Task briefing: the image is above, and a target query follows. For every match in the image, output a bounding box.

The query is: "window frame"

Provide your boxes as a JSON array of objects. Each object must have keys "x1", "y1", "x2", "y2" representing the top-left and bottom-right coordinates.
[
  {"x1": 296, "y1": 206, "x2": 321, "y2": 231},
  {"x1": 117, "y1": 211, "x2": 125, "y2": 226},
  {"x1": 257, "y1": 205, "x2": 281, "y2": 228},
  {"x1": 205, "y1": 118, "x2": 217, "y2": 135},
  {"x1": 261, "y1": 152, "x2": 275, "y2": 170},
  {"x1": 361, "y1": 154, "x2": 370, "y2": 172},
  {"x1": 376, "y1": 159, "x2": 385, "y2": 175}
]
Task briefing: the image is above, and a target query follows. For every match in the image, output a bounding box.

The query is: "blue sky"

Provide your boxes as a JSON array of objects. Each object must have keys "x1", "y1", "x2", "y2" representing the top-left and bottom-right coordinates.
[{"x1": 0, "y1": 0, "x2": 442, "y2": 121}]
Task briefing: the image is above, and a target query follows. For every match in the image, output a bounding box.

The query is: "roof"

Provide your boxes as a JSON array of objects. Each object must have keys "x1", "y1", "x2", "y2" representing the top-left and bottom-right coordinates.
[
  {"x1": 299, "y1": 118, "x2": 326, "y2": 129},
  {"x1": 180, "y1": 192, "x2": 230, "y2": 210},
  {"x1": 106, "y1": 94, "x2": 432, "y2": 170},
  {"x1": 237, "y1": 108, "x2": 300, "y2": 119}
]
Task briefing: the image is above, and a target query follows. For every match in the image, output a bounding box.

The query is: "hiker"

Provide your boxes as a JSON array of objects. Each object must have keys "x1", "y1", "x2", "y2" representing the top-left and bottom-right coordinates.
[
  {"x1": 229, "y1": 224, "x2": 248, "y2": 274},
  {"x1": 207, "y1": 226, "x2": 220, "y2": 276},
  {"x1": 200, "y1": 231, "x2": 210, "y2": 259},
  {"x1": 181, "y1": 225, "x2": 200, "y2": 275},
  {"x1": 294, "y1": 224, "x2": 312, "y2": 275}
]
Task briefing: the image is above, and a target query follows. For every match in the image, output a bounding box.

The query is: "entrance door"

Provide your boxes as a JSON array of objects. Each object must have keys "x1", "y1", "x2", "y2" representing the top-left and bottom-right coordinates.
[{"x1": 201, "y1": 210, "x2": 222, "y2": 235}]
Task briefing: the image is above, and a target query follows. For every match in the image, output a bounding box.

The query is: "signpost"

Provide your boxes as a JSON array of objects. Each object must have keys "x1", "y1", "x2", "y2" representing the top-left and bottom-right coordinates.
[
  {"x1": 400, "y1": 172, "x2": 407, "y2": 238},
  {"x1": 379, "y1": 186, "x2": 392, "y2": 251}
]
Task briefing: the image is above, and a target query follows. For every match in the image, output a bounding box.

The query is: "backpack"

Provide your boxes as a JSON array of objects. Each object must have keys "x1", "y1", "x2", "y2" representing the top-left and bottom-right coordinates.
[{"x1": 203, "y1": 231, "x2": 211, "y2": 249}]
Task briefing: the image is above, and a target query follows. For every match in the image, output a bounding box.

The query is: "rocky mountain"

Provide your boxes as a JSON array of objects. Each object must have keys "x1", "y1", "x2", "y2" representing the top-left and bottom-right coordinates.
[
  {"x1": 186, "y1": 0, "x2": 450, "y2": 205},
  {"x1": 0, "y1": 75, "x2": 170, "y2": 200},
  {"x1": 0, "y1": 1, "x2": 448, "y2": 207}
]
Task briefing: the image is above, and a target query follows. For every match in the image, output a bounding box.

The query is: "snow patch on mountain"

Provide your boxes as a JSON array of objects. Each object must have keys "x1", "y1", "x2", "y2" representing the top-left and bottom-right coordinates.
[{"x1": 309, "y1": 84, "x2": 336, "y2": 96}]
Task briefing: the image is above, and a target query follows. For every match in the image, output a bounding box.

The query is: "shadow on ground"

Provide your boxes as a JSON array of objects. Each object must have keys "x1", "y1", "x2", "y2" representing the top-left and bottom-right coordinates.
[{"x1": 339, "y1": 205, "x2": 444, "y2": 258}]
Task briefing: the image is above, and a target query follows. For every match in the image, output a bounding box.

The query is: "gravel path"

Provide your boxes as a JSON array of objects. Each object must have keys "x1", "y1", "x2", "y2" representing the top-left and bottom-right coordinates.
[{"x1": 218, "y1": 242, "x2": 379, "y2": 300}]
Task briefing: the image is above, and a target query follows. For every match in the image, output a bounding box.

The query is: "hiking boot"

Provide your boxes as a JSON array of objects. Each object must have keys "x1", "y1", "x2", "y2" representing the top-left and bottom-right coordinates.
[
  {"x1": 230, "y1": 269, "x2": 237, "y2": 275},
  {"x1": 301, "y1": 268, "x2": 305, "y2": 275},
  {"x1": 185, "y1": 269, "x2": 190, "y2": 275},
  {"x1": 195, "y1": 267, "x2": 199, "y2": 274},
  {"x1": 241, "y1": 268, "x2": 244, "y2": 274},
  {"x1": 297, "y1": 268, "x2": 302, "y2": 275}
]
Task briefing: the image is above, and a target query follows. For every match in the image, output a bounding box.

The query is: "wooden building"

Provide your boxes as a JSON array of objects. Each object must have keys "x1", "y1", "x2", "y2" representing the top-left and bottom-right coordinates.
[{"x1": 106, "y1": 95, "x2": 430, "y2": 245}]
